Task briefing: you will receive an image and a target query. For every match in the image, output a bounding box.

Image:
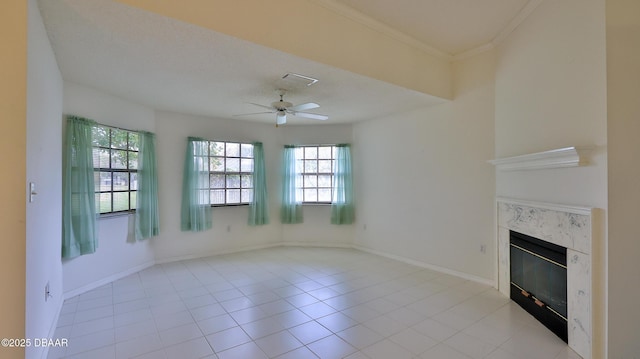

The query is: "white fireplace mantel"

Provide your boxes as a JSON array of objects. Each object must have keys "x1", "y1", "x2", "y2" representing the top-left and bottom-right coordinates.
[
  {"x1": 488, "y1": 146, "x2": 593, "y2": 171},
  {"x1": 497, "y1": 197, "x2": 593, "y2": 359}
]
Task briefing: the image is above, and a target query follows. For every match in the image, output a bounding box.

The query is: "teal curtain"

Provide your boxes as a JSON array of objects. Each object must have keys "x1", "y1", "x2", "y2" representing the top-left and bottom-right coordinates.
[
  {"x1": 331, "y1": 144, "x2": 355, "y2": 224},
  {"x1": 180, "y1": 137, "x2": 212, "y2": 231},
  {"x1": 248, "y1": 142, "x2": 269, "y2": 226},
  {"x1": 135, "y1": 131, "x2": 160, "y2": 240},
  {"x1": 62, "y1": 116, "x2": 98, "y2": 258},
  {"x1": 280, "y1": 145, "x2": 303, "y2": 224}
]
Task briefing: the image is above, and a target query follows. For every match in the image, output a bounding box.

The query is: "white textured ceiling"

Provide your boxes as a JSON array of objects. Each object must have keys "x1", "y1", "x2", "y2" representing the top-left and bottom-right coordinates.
[
  {"x1": 330, "y1": 0, "x2": 531, "y2": 55},
  {"x1": 38, "y1": 0, "x2": 533, "y2": 125}
]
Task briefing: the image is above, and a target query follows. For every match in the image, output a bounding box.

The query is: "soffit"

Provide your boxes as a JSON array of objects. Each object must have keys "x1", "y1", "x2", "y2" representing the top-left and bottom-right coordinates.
[
  {"x1": 328, "y1": 0, "x2": 531, "y2": 55},
  {"x1": 39, "y1": 0, "x2": 444, "y2": 125},
  {"x1": 38, "y1": 0, "x2": 539, "y2": 125}
]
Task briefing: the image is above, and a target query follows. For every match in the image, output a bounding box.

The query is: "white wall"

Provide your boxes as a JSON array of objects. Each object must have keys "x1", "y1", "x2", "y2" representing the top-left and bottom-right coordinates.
[
  {"x1": 58, "y1": 87, "x2": 357, "y2": 293},
  {"x1": 62, "y1": 82, "x2": 156, "y2": 296},
  {"x1": 493, "y1": 0, "x2": 607, "y2": 356},
  {"x1": 153, "y1": 111, "x2": 282, "y2": 262},
  {"x1": 280, "y1": 125, "x2": 355, "y2": 247},
  {"x1": 26, "y1": 1, "x2": 64, "y2": 357},
  {"x1": 153, "y1": 112, "x2": 355, "y2": 262},
  {"x1": 605, "y1": 0, "x2": 640, "y2": 356},
  {"x1": 353, "y1": 50, "x2": 496, "y2": 282},
  {"x1": 494, "y1": 0, "x2": 607, "y2": 206}
]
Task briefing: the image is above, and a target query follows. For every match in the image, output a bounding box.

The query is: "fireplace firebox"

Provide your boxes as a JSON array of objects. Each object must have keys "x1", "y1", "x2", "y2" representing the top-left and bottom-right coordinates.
[{"x1": 510, "y1": 230, "x2": 568, "y2": 342}]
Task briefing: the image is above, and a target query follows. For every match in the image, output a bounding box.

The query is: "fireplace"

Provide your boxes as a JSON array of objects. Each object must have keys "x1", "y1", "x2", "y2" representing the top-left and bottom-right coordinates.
[
  {"x1": 510, "y1": 231, "x2": 567, "y2": 342},
  {"x1": 497, "y1": 198, "x2": 593, "y2": 359}
]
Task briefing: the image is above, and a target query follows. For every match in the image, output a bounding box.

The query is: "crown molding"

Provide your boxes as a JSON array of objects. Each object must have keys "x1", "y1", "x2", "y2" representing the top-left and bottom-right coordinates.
[
  {"x1": 488, "y1": 146, "x2": 594, "y2": 171},
  {"x1": 452, "y1": 43, "x2": 495, "y2": 62},
  {"x1": 309, "y1": 0, "x2": 452, "y2": 61},
  {"x1": 492, "y1": 0, "x2": 545, "y2": 46},
  {"x1": 311, "y1": 0, "x2": 544, "y2": 63},
  {"x1": 452, "y1": 0, "x2": 544, "y2": 62}
]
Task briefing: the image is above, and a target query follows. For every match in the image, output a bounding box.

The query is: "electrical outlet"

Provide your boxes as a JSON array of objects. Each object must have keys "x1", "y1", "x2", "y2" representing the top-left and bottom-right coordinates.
[
  {"x1": 226, "y1": 225, "x2": 231, "y2": 232},
  {"x1": 363, "y1": 224, "x2": 367, "y2": 231},
  {"x1": 480, "y1": 244, "x2": 487, "y2": 254}
]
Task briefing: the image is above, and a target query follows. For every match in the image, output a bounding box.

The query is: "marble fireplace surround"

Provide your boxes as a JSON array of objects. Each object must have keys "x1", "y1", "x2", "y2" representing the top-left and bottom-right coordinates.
[{"x1": 497, "y1": 198, "x2": 593, "y2": 359}]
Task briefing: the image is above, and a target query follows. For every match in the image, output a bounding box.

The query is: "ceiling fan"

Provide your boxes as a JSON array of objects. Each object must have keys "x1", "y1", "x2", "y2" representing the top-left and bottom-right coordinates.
[{"x1": 234, "y1": 89, "x2": 328, "y2": 126}]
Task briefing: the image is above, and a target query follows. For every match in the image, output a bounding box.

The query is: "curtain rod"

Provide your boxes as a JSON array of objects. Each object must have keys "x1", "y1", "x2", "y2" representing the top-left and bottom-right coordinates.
[
  {"x1": 96, "y1": 122, "x2": 153, "y2": 134},
  {"x1": 67, "y1": 115, "x2": 151, "y2": 134},
  {"x1": 285, "y1": 144, "x2": 349, "y2": 147}
]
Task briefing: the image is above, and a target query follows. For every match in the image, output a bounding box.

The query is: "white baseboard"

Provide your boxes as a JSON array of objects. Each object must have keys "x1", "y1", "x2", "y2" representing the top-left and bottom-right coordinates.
[
  {"x1": 65, "y1": 242, "x2": 341, "y2": 298},
  {"x1": 39, "y1": 296, "x2": 64, "y2": 359},
  {"x1": 62, "y1": 243, "x2": 495, "y2": 300},
  {"x1": 353, "y1": 245, "x2": 494, "y2": 287},
  {"x1": 154, "y1": 243, "x2": 282, "y2": 264},
  {"x1": 280, "y1": 241, "x2": 353, "y2": 249},
  {"x1": 64, "y1": 261, "x2": 155, "y2": 300},
  {"x1": 154, "y1": 242, "x2": 352, "y2": 264}
]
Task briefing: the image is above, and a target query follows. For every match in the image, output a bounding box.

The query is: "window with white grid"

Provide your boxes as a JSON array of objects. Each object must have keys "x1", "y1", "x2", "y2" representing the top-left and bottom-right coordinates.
[
  {"x1": 295, "y1": 145, "x2": 336, "y2": 203},
  {"x1": 208, "y1": 141, "x2": 254, "y2": 206}
]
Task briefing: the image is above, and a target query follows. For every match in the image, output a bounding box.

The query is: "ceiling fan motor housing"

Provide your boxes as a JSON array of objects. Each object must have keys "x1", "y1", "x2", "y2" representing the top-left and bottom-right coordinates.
[{"x1": 272, "y1": 100, "x2": 293, "y2": 111}]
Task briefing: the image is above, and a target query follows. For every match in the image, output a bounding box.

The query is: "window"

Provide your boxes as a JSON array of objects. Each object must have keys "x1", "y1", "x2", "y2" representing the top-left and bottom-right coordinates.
[
  {"x1": 295, "y1": 145, "x2": 336, "y2": 203},
  {"x1": 208, "y1": 141, "x2": 254, "y2": 206},
  {"x1": 92, "y1": 126, "x2": 139, "y2": 214}
]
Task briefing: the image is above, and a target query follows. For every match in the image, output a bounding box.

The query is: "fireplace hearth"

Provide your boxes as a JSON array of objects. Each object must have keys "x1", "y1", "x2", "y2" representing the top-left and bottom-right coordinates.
[{"x1": 510, "y1": 230, "x2": 568, "y2": 342}]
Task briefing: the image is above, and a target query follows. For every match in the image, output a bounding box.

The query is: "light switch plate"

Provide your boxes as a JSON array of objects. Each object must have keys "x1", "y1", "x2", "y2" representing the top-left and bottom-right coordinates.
[{"x1": 29, "y1": 182, "x2": 36, "y2": 203}]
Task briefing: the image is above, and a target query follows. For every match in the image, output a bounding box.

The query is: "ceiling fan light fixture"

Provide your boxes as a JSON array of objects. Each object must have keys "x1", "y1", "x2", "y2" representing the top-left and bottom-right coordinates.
[
  {"x1": 236, "y1": 90, "x2": 328, "y2": 126},
  {"x1": 276, "y1": 110, "x2": 287, "y2": 125}
]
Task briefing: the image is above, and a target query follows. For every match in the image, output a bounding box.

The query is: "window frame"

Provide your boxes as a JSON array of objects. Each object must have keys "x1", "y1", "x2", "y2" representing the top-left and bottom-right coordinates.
[
  {"x1": 92, "y1": 125, "x2": 139, "y2": 216},
  {"x1": 295, "y1": 145, "x2": 336, "y2": 204},
  {"x1": 206, "y1": 140, "x2": 255, "y2": 207}
]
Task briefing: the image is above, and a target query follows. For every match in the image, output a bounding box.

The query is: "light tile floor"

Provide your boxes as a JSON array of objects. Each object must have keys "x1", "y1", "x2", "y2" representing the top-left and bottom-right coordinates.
[{"x1": 48, "y1": 247, "x2": 581, "y2": 359}]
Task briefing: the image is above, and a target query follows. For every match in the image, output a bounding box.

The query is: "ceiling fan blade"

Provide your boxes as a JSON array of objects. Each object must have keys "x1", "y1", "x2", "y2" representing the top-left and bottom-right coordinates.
[
  {"x1": 288, "y1": 102, "x2": 319, "y2": 112},
  {"x1": 291, "y1": 112, "x2": 328, "y2": 121},
  {"x1": 247, "y1": 102, "x2": 275, "y2": 111},
  {"x1": 232, "y1": 111, "x2": 274, "y2": 117}
]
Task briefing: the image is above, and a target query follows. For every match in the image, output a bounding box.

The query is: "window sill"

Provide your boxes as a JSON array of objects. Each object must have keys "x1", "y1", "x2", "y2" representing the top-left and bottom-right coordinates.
[
  {"x1": 99, "y1": 211, "x2": 134, "y2": 219},
  {"x1": 211, "y1": 204, "x2": 250, "y2": 208}
]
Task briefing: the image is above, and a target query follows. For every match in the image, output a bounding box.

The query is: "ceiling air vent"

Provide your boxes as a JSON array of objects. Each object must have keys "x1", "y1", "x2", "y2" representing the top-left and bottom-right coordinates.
[{"x1": 281, "y1": 73, "x2": 319, "y2": 87}]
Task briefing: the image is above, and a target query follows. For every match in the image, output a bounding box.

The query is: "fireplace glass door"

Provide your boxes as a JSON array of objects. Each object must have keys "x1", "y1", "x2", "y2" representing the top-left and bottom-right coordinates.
[{"x1": 510, "y1": 231, "x2": 568, "y2": 342}]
